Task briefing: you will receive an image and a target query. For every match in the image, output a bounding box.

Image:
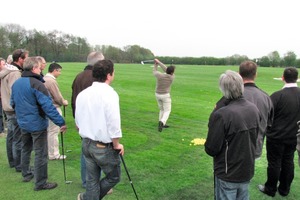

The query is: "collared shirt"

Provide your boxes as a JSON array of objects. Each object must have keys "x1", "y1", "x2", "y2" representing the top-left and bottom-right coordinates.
[
  {"x1": 44, "y1": 73, "x2": 56, "y2": 80},
  {"x1": 283, "y1": 83, "x2": 298, "y2": 88},
  {"x1": 75, "y1": 82, "x2": 122, "y2": 143}
]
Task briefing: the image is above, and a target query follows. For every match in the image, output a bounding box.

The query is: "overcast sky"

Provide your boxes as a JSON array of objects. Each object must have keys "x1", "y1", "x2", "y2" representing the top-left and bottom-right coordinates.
[{"x1": 1, "y1": 0, "x2": 299, "y2": 58}]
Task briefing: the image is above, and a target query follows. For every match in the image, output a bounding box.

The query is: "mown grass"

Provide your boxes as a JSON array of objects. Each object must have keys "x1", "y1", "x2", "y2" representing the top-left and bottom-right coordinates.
[{"x1": 0, "y1": 63, "x2": 299, "y2": 200}]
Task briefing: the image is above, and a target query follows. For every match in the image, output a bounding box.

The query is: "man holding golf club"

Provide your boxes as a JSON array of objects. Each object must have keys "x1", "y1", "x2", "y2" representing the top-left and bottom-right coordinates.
[
  {"x1": 76, "y1": 59, "x2": 124, "y2": 200},
  {"x1": 71, "y1": 51, "x2": 106, "y2": 189},
  {"x1": 11, "y1": 56, "x2": 67, "y2": 191},
  {"x1": 205, "y1": 70, "x2": 260, "y2": 200},
  {"x1": 44, "y1": 62, "x2": 68, "y2": 160},
  {"x1": 153, "y1": 58, "x2": 175, "y2": 132}
]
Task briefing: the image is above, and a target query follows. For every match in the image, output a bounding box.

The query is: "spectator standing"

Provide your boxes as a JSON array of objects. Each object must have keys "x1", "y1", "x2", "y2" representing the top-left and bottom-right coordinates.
[
  {"x1": 44, "y1": 63, "x2": 68, "y2": 160},
  {"x1": 0, "y1": 49, "x2": 28, "y2": 172},
  {"x1": 259, "y1": 67, "x2": 300, "y2": 197},
  {"x1": 239, "y1": 61, "x2": 273, "y2": 159},
  {"x1": 11, "y1": 57, "x2": 67, "y2": 190},
  {"x1": 71, "y1": 51, "x2": 105, "y2": 188},
  {"x1": 76, "y1": 60, "x2": 124, "y2": 200},
  {"x1": 11, "y1": 49, "x2": 28, "y2": 71},
  {"x1": 205, "y1": 70, "x2": 260, "y2": 200},
  {"x1": 0, "y1": 58, "x2": 5, "y2": 137},
  {"x1": 36, "y1": 56, "x2": 47, "y2": 76},
  {"x1": 153, "y1": 59, "x2": 175, "y2": 132}
]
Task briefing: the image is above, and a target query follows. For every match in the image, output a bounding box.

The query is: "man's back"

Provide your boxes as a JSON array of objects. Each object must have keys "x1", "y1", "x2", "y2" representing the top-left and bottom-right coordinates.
[
  {"x1": 243, "y1": 83, "x2": 274, "y2": 158},
  {"x1": 268, "y1": 87, "x2": 300, "y2": 141},
  {"x1": 71, "y1": 67, "x2": 93, "y2": 117}
]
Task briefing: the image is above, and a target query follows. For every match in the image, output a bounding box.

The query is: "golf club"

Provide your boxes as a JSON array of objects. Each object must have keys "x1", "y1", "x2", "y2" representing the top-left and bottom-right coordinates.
[
  {"x1": 141, "y1": 60, "x2": 154, "y2": 65},
  {"x1": 120, "y1": 154, "x2": 139, "y2": 200},
  {"x1": 61, "y1": 106, "x2": 72, "y2": 184}
]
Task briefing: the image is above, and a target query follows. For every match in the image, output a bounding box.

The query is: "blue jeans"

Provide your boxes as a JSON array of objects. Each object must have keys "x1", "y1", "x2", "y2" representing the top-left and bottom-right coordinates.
[
  {"x1": 21, "y1": 129, "x2": 48, "y2": 189},
  {"x1": 6, "y1": 113, "x2": 22, "y2": 171},
  {"x1": 81, "y1": 138, "x2": 121, "y2": 200},
  {"x1": 81, "y1": 151, "x2": 102, "y2": 188},
  {"x1": 215, "y1": 176, "x2": 249, "y2": 200},
  {"x1": 81, "y1": 152, "x2": 87, "y2": 188}
]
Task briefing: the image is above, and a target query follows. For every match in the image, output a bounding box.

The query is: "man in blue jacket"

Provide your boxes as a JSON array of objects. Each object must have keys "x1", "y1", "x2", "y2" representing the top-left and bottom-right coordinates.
[{"x1": 11, "y1": 56, "x2": 67, "y2": 191}]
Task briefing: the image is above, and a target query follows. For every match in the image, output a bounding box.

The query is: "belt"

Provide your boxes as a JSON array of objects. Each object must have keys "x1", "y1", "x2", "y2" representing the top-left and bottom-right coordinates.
[{"x1": 83, "y1": 138, "x2": 113, "y2": 147}]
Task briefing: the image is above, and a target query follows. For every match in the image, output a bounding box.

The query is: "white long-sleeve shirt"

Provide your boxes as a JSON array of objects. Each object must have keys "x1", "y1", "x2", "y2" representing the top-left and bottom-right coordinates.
[{"x1": 75, "y1": 82, "x2": 122, "y2": 143}]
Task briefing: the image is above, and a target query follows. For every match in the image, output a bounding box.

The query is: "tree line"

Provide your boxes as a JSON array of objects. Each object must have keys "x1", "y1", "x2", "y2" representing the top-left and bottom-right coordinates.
[{"x1": 0, "y1": 23, "x2": 299, "y2": 67}]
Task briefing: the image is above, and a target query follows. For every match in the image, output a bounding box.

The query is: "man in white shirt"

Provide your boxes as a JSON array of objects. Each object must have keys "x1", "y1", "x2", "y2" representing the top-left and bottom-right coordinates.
[{"x1": 76, "y1": 59, "x2": 124, "y2": 200}]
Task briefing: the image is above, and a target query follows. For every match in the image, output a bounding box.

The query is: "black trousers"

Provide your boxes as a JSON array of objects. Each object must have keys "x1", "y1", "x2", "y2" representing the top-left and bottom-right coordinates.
[{"x1": 264, "y1": 139, "x2": 296, "y2": 196}]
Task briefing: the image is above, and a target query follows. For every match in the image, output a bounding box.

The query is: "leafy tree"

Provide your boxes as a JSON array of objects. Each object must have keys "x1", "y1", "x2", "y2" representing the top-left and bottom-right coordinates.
[
  {"x1": 283, "y1": 51, "x2": 297, "y2": 66},
  {"x1": 259, "y1": 56, "x2": 271, "y2": 67},
  {"x1": 268, "y1": 51, "x2": 281, "y2": 67}
]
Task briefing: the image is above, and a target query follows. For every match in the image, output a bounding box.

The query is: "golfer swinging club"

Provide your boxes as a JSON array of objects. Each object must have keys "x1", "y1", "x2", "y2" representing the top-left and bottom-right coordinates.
[{"x1": 153, "y1": 58, "x2": 175, "y2": 132}]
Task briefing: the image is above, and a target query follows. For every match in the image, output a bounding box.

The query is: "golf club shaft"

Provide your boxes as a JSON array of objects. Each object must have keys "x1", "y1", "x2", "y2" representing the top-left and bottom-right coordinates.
[
  {"x1": 120, "y1": 154, "x2": 139, "y2": 200},
  {"x1": 61, "y1": 133, "x2": 67, "y2": 182}
]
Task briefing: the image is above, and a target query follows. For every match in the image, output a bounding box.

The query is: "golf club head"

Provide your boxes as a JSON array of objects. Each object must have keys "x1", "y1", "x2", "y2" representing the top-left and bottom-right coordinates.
[{"x1": 65, "y1": 180, "x2": 72, "y2": 184}]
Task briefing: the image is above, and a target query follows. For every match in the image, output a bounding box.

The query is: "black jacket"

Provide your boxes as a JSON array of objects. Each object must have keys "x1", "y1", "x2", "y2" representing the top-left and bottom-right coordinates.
[{"x1": 205, "y1": 97, "x2": 260, "y2": 182}]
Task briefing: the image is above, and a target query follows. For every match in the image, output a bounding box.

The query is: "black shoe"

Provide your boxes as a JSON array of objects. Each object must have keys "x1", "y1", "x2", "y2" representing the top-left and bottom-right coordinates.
[
  {"x1": 158, "y1": 121, "x2": 163, "y2": 132},
  {"x1": 163, "y1": 125, "x2": 170, "y2": 128},
  {"x1": 258, "y1": 184, "x2": 275, "y2": 197},
  {"x1": 16, "y1": 168, "x2": 21, "y2": 172},
  {"x1": 278, "y1": 189, "x2": 289, "y2": 197},
  {"x1": 34, "y1": 182, "x2": 58, "y2": 191},
  {"x1": 23, "y1": 174, "x2": 34, "y2": 182}
]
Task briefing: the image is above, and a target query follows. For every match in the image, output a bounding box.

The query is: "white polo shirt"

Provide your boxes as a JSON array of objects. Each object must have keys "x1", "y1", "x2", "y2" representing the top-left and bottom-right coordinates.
[{"x1": 75, "y1": 82, "x2": 122, "y2": 143}]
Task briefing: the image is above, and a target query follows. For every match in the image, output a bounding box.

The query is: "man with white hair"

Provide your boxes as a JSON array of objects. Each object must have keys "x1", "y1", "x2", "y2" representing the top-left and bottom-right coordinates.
[{"x1": 205, "y1": 70, "x2": 260, "y2": 200}]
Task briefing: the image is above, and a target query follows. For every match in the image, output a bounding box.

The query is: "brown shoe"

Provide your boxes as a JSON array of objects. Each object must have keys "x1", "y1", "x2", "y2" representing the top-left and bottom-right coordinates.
[{"x1": 34, "y1": 182, "x2": 58, "y2": 191}]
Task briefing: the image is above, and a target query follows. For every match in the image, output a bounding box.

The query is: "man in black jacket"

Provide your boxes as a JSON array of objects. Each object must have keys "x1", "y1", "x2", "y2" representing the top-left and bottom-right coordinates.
[
  {"x1": 205, "y1": 70, "x2": 260, "y2": 200},
  {"x1": 259, "y1": 67, "x2": 300, "y2": 197}
]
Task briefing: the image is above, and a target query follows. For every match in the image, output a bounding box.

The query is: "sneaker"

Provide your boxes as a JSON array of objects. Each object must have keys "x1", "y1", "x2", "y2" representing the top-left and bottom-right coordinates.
[
  {"x1": 34, "y1": 182, "x2": 58, "y2": 191},
  {"x1": 158, "y1": 121, "x2": 163, "y2": 132},
  {"x1": 23, "y1": 174, "x2": 34, "y2": 182}
]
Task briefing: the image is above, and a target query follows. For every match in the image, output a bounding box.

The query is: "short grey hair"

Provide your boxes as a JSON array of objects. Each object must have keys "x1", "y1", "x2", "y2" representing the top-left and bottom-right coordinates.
[
  {"x1": 87, "y1": 51, "x2": 105, "y2": 66},
  {"x1": 219, "y1": 70, "x2": 244, "y2": 99},
  {"x1": 6, "y1": 55, "x2": 13, "y2": 64},
  {"x1": 23, "y1": 57, "x2": 40, "y2": 71}
]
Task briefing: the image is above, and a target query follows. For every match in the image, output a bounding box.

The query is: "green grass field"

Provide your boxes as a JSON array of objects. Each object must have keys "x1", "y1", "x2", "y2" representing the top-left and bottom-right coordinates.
[{"x1": 0, "y1": 63, "x2": 299, "y2": 200}]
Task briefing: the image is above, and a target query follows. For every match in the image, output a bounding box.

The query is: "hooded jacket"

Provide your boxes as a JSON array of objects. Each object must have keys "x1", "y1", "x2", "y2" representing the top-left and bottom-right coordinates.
[
  {"x1": 11, "y1": 71, "x2": 65, "y2": 132},
  {"x1": 0, "y1": 68, "x2": 21, "y2": 113}
]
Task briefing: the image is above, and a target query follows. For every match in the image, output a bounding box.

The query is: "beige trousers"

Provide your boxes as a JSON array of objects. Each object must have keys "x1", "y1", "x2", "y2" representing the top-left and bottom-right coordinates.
[
  {"x1": 155, "y1": 93, "x2": 171, "y2": 125},
  {"x1": 47, "y1": 107, "x2": 62, "y2": 159}
]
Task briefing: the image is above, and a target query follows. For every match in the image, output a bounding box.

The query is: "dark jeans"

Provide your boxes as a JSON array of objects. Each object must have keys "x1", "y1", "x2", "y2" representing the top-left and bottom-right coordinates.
[
  {"x1": 6, "y1": 113, "x2": 22, "y2": 171},
  {"x1": 264, "y1": 139, "x2": 296, "y2": 196},
  {"x1": 21, "y1": 129, "x2": 48, "y2": 189},
  {"x1": 82, "y1": 138, "x2": 121, "y2": 200}
]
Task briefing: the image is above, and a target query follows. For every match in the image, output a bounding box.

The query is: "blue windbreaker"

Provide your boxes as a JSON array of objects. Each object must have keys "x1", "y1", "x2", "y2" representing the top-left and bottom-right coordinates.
[{"x1": 11, "y1": 71, "x2": 65, "y2": 132}]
